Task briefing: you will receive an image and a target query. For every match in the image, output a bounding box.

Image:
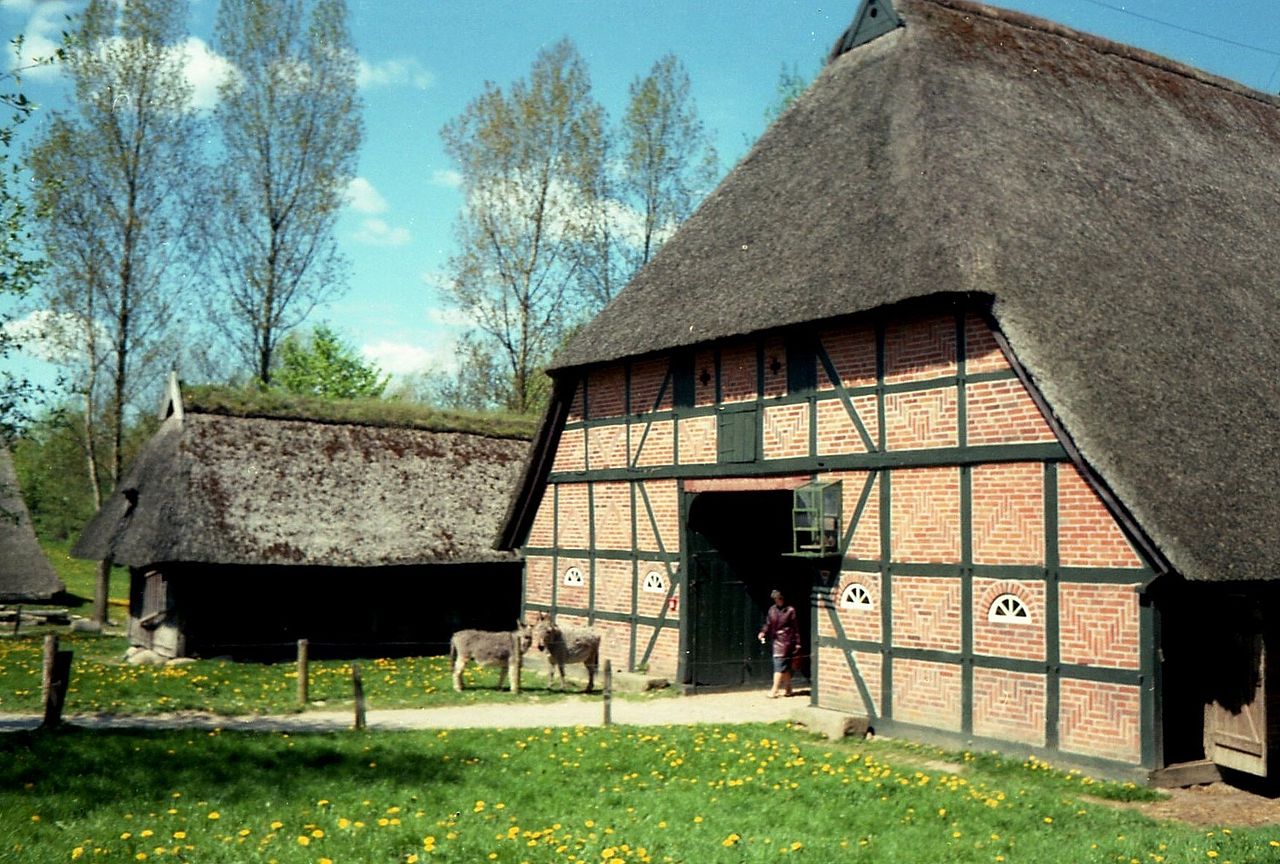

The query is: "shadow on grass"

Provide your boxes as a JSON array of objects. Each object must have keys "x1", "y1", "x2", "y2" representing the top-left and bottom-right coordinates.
[{"x1": 0, "y1": 726, "x2": 466, "y2": 811}]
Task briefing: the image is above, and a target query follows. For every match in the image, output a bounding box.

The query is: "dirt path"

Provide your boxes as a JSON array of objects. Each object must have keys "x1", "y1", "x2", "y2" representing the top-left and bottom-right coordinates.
[{"x1": 0, "y1": 688, "x2": 801, "y2": 733}]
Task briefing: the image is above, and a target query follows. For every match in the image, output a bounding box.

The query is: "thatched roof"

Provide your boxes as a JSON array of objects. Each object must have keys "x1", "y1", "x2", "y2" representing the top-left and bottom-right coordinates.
[
  {"x1": 74, "y1": 408, "x2": 530, "y2": 569},
  {"x1": 0, "y1": 448, "x2": 64, "y2": 602},
  {"x1": 535, "y1": 0, "x2": 1280, "y2": 583}
]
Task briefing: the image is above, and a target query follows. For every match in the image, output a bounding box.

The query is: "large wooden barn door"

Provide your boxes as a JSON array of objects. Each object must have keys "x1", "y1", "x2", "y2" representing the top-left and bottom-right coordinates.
[
  {"x1": 1203, "y1": 596, "x2": 1269, "y2": 777},
  {"x1": 688, "y1": 532, "x2": 770, "y2": 688}
]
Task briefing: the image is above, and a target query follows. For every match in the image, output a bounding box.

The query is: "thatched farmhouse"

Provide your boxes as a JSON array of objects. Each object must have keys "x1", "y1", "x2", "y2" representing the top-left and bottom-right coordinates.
[
  {"x1": 499, "y1": 0, "x2": 1280, "y2": 782},
  {"x1": 76, "y1": 377, "x2": 530, "y2": 660},
  {"x1": 0, "y1": 447, "x2": 64, "y2": 603}
]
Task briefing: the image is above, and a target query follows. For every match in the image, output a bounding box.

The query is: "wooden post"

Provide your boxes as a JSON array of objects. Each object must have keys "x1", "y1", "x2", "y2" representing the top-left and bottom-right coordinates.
[
  {"x1": 352, "y1": 664, "x2": 366, "y2": 731},
  {"x1": 296, "y1": 639, "x2": 309, "y2": 706},
  {"x1": 602, "y1": 659, "x2": 613, "y2": 726},
  {"x1": 13, "y1": 604, "x2": 21, "y2": 636},
  {"x1": 42, "y1": 649, "x2": 72, "y2": 728},
  {"x1": 41, "y1": 634, "x2": 57, "y2": 706}
]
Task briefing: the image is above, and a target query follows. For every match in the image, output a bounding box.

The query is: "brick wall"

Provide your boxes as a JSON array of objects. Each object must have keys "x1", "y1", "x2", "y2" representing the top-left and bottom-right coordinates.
[
  {"x1": 972, "y1": 668, "x2": 1046, "y2": 746},
  {"x1": 885, "y1": 388, "x2": 958, "y2": 450},
  {"x1": 972, "y1": 579, "x2": 1046, "y2": 662},
  {"x1": 763, "y1": 403, "x2": 809, "y2": 460},
  {"x1": 816, "y1": 396, "x2": 878, "y2": 455},
  {"x1": 694, "y1": 349, "x2": 717, "y2": 407},
  {"x1": 890, "y1": 467, "x2": 961, "y2": 563},
  {"x1": 1058, "y1": 466, "x2": 1143, "y2": 568},
  {"x1": 677, "y1": 416, "x2": 717, "y2": 464},
  {"x1": 638, "y1": 623, "x2": 680, "y2": 679},
  {"x1": 721, "y1": 344, "x2": 757, "y2": 403},
  {"x1": 556, "y1": 556, "x2": 590, "y2": 603},
  {"x1": 525, "y1": 555, "x2": 554, "y2": 606},
  {"x1": 629, "y1": 358, "x2": 670, "y2": 415},
  {"x1": 587, "y1": 423, "x2": 628, "y2": 471},
  {"x1": 964, "y1": 312, "x2": 1010, "y2": 374},
  {"x1": 636, "y1": 561, "x2": 674, "y2": 618},
  {"x1": 1058, "y1": 583, "x2": 1141, "y2": 669},
  {"x1": 1058, "y1": 679, "x2": 1142, "y2": 763},
  {"x1": 966, "y1": 379, "x2": 1056, "y2": 445},
  {"x1": 588, "y1": 367, "x2": 626, "y2": 420},
  {"x1": 556, "y1": 485, "x2": 590, "y2": 549},
  {"x1": 592, "y1": 481, "x2": 632, "y2": 551},
  {"x1": 828, "y1": 571, "x2": 881, "y2": 642},
  {"x1": 527, "y1": 496, "x2": 555, "y2": 548},
  {"x1": 762, "y1": 335, "x2": 787, "y2": 398},
  {"x1": 631, "y1": 419, "x2": 674, "y2": 468},
  {"x1": 891, "y1": 576, "x2": 962, "y2": 652},
  {"x1": 972, "y1": 463, "x2": 1044, "y2": 565},
  {"x1": 818, "y1": 324, "x2": 876, "y2": 389},
  {"x1": 593, "y1": 558, "x2": 633, "y2": 615},
  {"x1": 553, "y1": 428, "x2": 586, "y2": 474},
  {"x1": 893, "y1": 658, "x2": 962, "y2": 731},
  {"x1": 884, "y1": 314, "x2": 956, "y2": 384},
  {"x1": 636, "y1": 479, "x2": 680, "y2": 554}
]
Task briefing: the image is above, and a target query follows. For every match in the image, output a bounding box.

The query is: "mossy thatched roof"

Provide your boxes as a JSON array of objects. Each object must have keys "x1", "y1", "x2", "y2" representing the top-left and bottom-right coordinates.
[{"x1": 0, "y1": 448, "x2": 64, "y2": 601}]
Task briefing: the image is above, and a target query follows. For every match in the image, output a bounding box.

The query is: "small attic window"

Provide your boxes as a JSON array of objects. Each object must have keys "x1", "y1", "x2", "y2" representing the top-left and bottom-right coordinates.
[
  {"x1": 988, "y1": 594, "x2": 1031, "y2": 624},
  {"x1": 642, "y1": 570, "x2": 665, "y2": 594},
  {"x1": 563, "y1": 566, "x2": 585, "y2": 587},
  {"x1": 840, "y1": 582, "x2": 873, "y2": 610}
]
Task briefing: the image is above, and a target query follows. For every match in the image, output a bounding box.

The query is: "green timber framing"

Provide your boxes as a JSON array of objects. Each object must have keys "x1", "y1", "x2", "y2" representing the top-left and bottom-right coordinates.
[{"x1": 518, "y1": 297, "x2": 1171, "y2": 773}]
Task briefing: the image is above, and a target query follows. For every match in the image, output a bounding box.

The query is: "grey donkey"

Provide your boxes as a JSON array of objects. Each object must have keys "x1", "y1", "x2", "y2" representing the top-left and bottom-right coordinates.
[
  {"x1": 529, "y1": 612, "x2": 601, "y2": 692},
  {"x1": 449, "y1": 621, "x2": 533, "y2": 693}
]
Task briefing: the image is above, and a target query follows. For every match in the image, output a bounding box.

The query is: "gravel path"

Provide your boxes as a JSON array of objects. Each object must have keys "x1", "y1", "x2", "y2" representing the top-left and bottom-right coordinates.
[{"x1": 0, "y1": 689, "x2": 805, "y2": 734}]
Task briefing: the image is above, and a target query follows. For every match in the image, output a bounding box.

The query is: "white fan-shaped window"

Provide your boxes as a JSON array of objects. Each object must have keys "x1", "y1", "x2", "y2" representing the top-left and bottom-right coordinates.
[
  {"x1": 840, "y1": 582, "x2": 873, "y2": 610},
  {"x1": 642, "y1": 570, "x2": 665, "y2": 594},
  {"x1": 988, "y1": 593, "x2": 1030, "y2": 624},
  {"x1": 563, "y1": 566, "x2": 585, "y2": 587}
]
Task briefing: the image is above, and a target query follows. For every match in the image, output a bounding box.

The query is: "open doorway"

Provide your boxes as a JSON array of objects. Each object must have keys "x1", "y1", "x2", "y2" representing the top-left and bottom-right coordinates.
[{"x1": 685, "y1": 490, "x2": 814, "y2": 690}]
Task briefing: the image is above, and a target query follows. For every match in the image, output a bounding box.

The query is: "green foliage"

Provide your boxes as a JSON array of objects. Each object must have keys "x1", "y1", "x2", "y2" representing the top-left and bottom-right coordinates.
[
  {"x1": 275, "y1": 324, "x2": 389, "y2": 400},
  {"x1": 36, "y1": 539, "x2": 128, "y2": 607},
  {"x1": 2, "y1": 721, "x2": 1278, "y2": 864},
  {"x1": 211, "y1": 0, "x2": 364, "y2": 384},
  {"x1": 441, "y1": 38, "x2": 606, "y2": 415},
  {"x1": 182, "y1": 384, "x2": 536, "y2": 440},
  {"x1": 763, "y1": 62, "x2": 814, "y2": 125}
]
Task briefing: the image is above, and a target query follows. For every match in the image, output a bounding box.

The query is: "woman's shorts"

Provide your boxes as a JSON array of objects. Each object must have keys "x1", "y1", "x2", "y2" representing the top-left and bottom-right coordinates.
[{"x1": 772, "y1": 654, "x2": 790, "y2": 674}]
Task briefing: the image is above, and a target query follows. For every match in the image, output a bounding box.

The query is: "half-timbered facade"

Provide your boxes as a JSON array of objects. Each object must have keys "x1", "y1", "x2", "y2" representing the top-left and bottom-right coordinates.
[{"x1": 502, "y1": 0, "x2": 1280, "y2": 781}]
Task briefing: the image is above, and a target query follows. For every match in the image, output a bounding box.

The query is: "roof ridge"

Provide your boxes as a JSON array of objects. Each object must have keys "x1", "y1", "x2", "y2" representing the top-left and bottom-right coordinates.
[{"x1": 921, "y1": 0, "x2": 1280, "y2": 109}]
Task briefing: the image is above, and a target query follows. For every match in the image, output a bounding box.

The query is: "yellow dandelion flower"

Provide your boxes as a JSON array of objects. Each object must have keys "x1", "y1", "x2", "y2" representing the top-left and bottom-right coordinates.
[
  {"x1": 121, "y1": 833, "x2": 133, "y2": 841},
  {"x1": 408, "y1": 856, "x2": 419, "y2": 864},
  {"x1": 30, "y1": 815, "x2": 40, "y2": 823},
  {"x1": 338, "y1": 818, "x2": 351, "y2": 829},
  {"x1": 488, "y1": 854, "x2": 498, "y2": 861},
  {"x1": 693, "y1": 816, "x2": 703, "y2": 824},
  {"x1": 207, "y1": 812, "x2": 221, "y2": 821},
  {"x1": 311, "y1": 829, "x2": 324, "y2": 839},
  {"x1": 320, "y1": 859, "x2": 333, "y2": 864},
  {"x1": 72, "y1": 848, "x2": 85, "y2": 860},
  {"x1": 134, "y1": 855, "x2": 147, "y2": 862},
  {"x1": 317, "y1": 800, "x2": 330, "y2": 807},
  {"x1": 584, "y1": 819, "x2": 594, "y2": 828},
  {"x1": 722, "y1": 834, "x2": 741, "y2": 847},
  {"x1": 791, "y1": 841, "x2": 804, "y2": 851},
  {"x1": 1207, "y1": 853, "x2": 1218, "y2": 860},
  {"x1": 173, "y1": 832, "x2": 186, "y2": 840},
  {"x1": 270, "y1": 821, "x2": 283, "y2": 831},
  {"x1": 140, "y1": 830, "x2": 154, "y2": 839},
  {"x1": 238, "y1": 829, "x2": 251, "y2": 837},
  {"x1": 1043, "y1": 817, "x2": 1054, "y2": 824},
  {"x1": 297, "y1": 835, "x2": 311, "y2": 846}
]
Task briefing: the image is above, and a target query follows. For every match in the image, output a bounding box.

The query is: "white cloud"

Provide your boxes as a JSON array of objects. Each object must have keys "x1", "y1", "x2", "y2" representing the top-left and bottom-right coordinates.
[
  {"x1": 180, "y1": 36, "x2": 233, "y2": 111},
  {"x1": 430, "y1": 169, "x2": 463, "y2": 189},
  {"x1": 357, "y1": 57, "x2": 434, "y2": 90},
  {"x1": 3, "y1": 308, "x2": 97, "y2": 363},
  {"x1": 345, "y1": 176, "x2": 387, "y2": 214},
  {"x1": 9, "y1": 1, "x2": 74, "y2": 82},
  {"x1": 360, "y1": 339, "x2": 438, "y2": 376},
  {"x1": 353, "y1": 217, "x2": 411, "y2": 247}
]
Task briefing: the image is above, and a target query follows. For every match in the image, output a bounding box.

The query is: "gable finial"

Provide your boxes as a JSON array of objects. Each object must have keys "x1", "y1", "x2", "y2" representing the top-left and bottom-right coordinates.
[
  {"x1": 828, "y1": 0, "x2": 902, "y2": 63},
  {"x1": 162, "y1": 370, "x2": 184, "y2": 421}
]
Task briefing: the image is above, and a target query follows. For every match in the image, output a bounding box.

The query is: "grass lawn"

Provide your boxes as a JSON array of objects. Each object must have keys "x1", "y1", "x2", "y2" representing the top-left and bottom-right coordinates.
[
  {"x1": 38, "y1": 538, "x2": 129, "y2": 611},
  {"x1": 0, "y1": 630, "x2": 612, "y2": 716},
  {"x1": 2, "y1": 723, "x2": 1278, "y2": 863}
]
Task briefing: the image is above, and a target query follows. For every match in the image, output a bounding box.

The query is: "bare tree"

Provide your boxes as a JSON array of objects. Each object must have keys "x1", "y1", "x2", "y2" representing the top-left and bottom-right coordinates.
[
  {"x1": 210, "y1": 0, "x2": 363, "y2": 385},
  {"x1": 27, "y1": 0, "x2": 205, "y2": 623},
  {"x1": 441, "y1": 39, "x2": 605, "y2": 414}
]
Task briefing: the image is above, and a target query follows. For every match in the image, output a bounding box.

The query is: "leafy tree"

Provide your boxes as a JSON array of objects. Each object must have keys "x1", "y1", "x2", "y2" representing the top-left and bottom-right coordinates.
[
  {"x1": 26, "y1": 0, "x2": 204, "y2": 623},
  {"x1": 0, "y1": 36, "x2": 57, "y2": 440},
  {"x1": 274, "y1": 324, "x2": 388, "y2": 400},
  {"x1": 211, "y1": 0, "x2": 363, "y2": 385},
  {"x1": 764, "y1": 62, "x2": 813, "y2": 125},
  {"x1": 440, "y1": 39, "x2": 606, "y2": 415},
  {"x1": 582, "y1": 54, "x2": 717, "y2": 307}
]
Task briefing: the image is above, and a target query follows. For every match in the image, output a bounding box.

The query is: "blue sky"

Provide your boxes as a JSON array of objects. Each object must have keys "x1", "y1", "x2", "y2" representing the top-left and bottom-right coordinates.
[{"x1": 4, "y1": 0, "x2": 1280, "y2": 400}]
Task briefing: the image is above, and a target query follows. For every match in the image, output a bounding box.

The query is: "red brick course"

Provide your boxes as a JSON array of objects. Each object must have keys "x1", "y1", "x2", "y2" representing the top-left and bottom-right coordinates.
[
  {"x1": 593, "y1": 558, "x2": 633, "y2": 615},
  {"x1": 893, "y1": 658, "x2": 962, "y2": 731},
  {"x1": 1058, "y1": 466, "x2": 1143, "y2": 568},
  {"x1": 885, "y1": 388, "x2": 959, "y2": 451},
  {"x1": 816, "y1": 396, "x2": 878, "y2": 455},
  {"x1": 818, "y1": 324, "x2": 877, "y2": 389},
  {"x1": 762, "y1": 403, "x2": 810, "y2": 460},
  {"x1": 891, "y1": 577, "x2": 962, "y2": 653},
  {"x1": 884, "y1": 314, "x2": 956, "y2": 384},
  {"x1": 555, "y1": 485, "x2": 590, "y2": 549},
  {"x1": 828, "y1": 571, "x2": 881, "y2": 643},
  {"x1": 721, "y1": 343, "x2": 757, "y2": 403},
  {"x1": 525, "y1": 555, "x2": 554, "y2": 606},
  {"x1": 630, "y1": 419, "x2": 674, "y2": 468},
  {"x1": 677, "y1": 416, "x2": 718, "y2": 465},
  {"x1": 527, "y1": 495, "x2": 555, "y2": 548},
  {"x1": 964, "y1": 312, "x2": 1010, "y2": 374},
  {"x1": 972, "y1": 579, "x2": 1046, "y2": 662},
  {"x1": 587, "y1": 423, "x2": 628, "y2": 471},
  {"x1": 965, "y1": 379, "x2": 1057, "y2": 446},
  {"x1": 972, "y1": 668, "x2": 1046, "y2": 746},
  {"x1": 629, "y1": 358, "x2": 671, "y2": 415},
  {"x1": 890, "y1": 467, "x2": 961, "y2": 563},
  {"x1": 588, "y1": 367, "x2": 626, "y2": 420},
  {"x1": 636, "y1": 479, "x2": 680, "y2": 554},
  {"x1": 592, "y1": 481, "x2": 633, "y2": 551},
  {"x1": 972, "y1": 463, "x2": 1045, "y2": 565},
  {"x1": 553, "y1": 428, "x2": 586, "y2": 474},
  {"x1": 1058, "y1": 679, "x2": 1142, "y2": 763},
  {"x1": 1058, "y1": 583, "x2": 1141, "y2": 669}
]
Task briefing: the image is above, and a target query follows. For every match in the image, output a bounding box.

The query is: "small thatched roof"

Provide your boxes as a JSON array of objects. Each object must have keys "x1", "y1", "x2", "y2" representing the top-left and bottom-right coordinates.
[
  {"x1": 0, "y1": 448, "x2": 64, "y2": 602},
  {"x1": 74, "y1": 402, "x2": 531, "y2": 569},
  {"x1": 530, "y1": 0, "x2": 1280, "y2": 583}
]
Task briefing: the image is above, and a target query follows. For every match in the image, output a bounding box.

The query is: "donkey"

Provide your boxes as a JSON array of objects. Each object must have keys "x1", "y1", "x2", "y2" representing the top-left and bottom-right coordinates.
[
  {"x1": 529, "y1": 612, "x2": 601, "y2": 693},
  {"x1": 449, "y1": 621, "x2": 533, "y2": 693}
]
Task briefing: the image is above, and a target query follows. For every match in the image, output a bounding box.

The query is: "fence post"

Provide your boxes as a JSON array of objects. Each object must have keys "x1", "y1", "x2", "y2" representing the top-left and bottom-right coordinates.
[
  {"x1": 42, "y1": 634, "x2": 57, "y2": 706},
  {"x1": 296, "y1": 639, "x2": 309, "y2": 706},
  {"x1": 13, "y1": 604, "x2": 21, "y2": 636},
  {"x1": 602, "y1": 659, "x2": 613, "y2": 726},
  {"x1": 352, "y1": 664, "x2": 366, "y2": 731},
  {"x1": 42, "y1": 646, "x2": 72, "y2": 728}
]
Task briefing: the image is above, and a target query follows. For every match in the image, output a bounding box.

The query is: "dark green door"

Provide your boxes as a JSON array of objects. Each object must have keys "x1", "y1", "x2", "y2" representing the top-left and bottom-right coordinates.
[{"x1": 688, "y1": 531, "x2": 772, "y2": 688}]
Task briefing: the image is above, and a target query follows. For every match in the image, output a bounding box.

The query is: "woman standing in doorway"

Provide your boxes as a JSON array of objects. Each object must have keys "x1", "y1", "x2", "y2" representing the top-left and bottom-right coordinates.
[{"x1": 758, "y1": 588, "x2": 800, "y2": 698}]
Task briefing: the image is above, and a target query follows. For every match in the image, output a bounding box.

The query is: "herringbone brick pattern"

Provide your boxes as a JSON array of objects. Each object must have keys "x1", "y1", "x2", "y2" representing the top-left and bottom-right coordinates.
[
  {"x1": 892, "y1": 658, "x2": 962, "y2": 731},
  {"x1": 972, "y1": 579, "x2": 1046, "y2": 661},
  {"x1": 552, "y1": 428, "x2": 586, "y2": 474},
  {"x1": 629, "y1": 419, "x2": 673, "y2": 468},
  {"x1": 677, "y1": 416, "x2": 717, "y2": 465},
  {"x1": 972, "y1": 668, "x2": 1046, "y2": 746},
  {"x1": 972, "y1": 463, "x2": 1044, "y2": 564},
  {"x1": 588, "y1": 423, "x2": 628, "y2": 471},
  {"x1": 556, "y1": 484, "x2": 590, "y2": 549},
  {"x1": 965, "y1": 379, "x2": 1057, "y2": 445},
  {"x1": 884, "y1": 314, "x2": 956, "y2": 384},
  {"x1": 592, "y1": 481, "x2": 632, "y2": 551},
  {"x1": 816, "y1": 396, "x2": 877, "y2": 455},
  {"x1": 1058, "y1": 583, "x2": 1141, "y2": 669},
  {"x1": 1059, "y1": 679, "x2": 1142, "y2": 763},
  {"x1": 891, "y1": 577, "x2": 962, "y2": 652},
  {"x1": 763, "y1": 403, "x2": 809, "y2": 460},
  {"x1": 818, "y1": 324, "x2": 877, "y2": 389},
  {"x1": 964, "y1": 312, "x2": 1010, "y2": 374},
  {"x1": 1058, "y1": 466, "x2": 1143, "y2": 568},
  {"x1": 588, "y1": 367, "x2": 626, "y2": 420},
  {"x1": 890, "y1": 467, "x2": 961, "y2": 563},
  {"x1": 885, "y1": 388, "x2": 959, "y2": 450}
]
